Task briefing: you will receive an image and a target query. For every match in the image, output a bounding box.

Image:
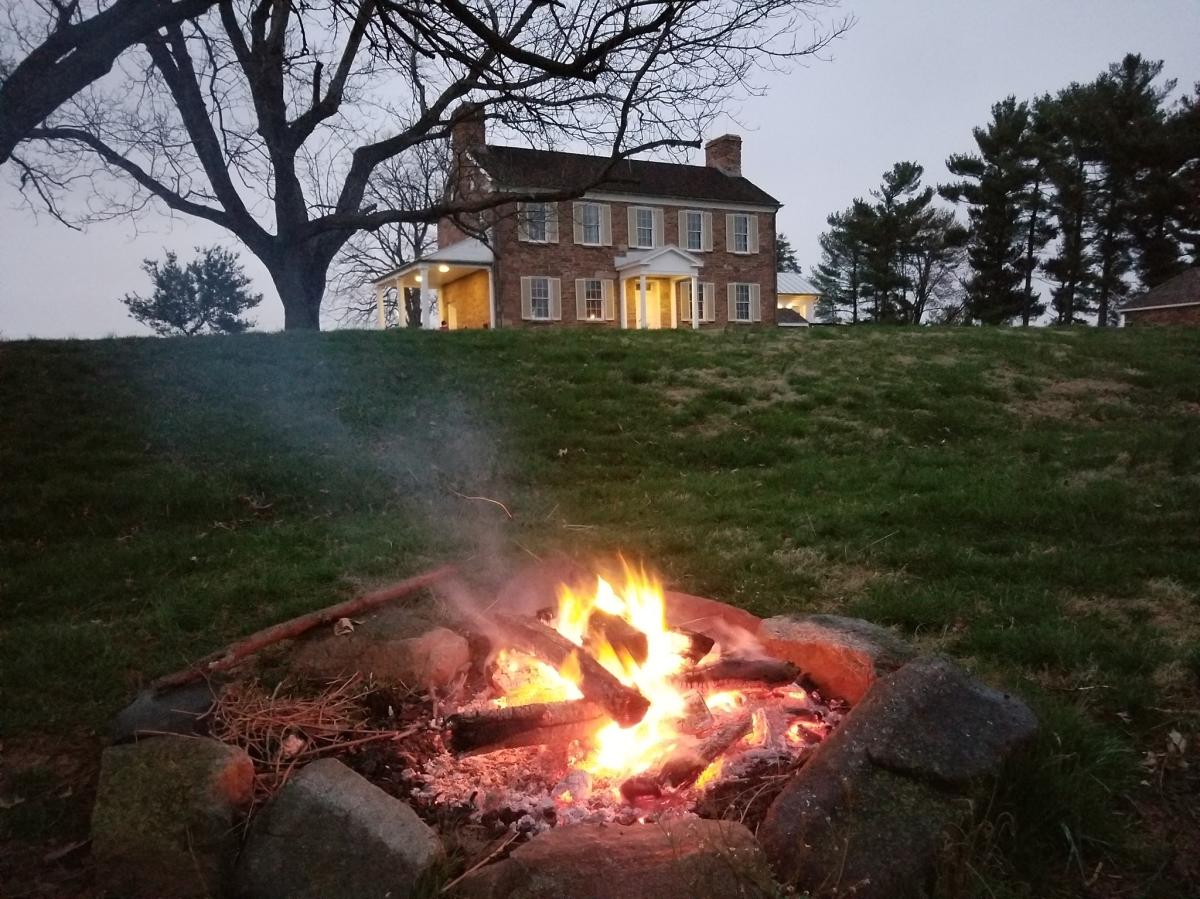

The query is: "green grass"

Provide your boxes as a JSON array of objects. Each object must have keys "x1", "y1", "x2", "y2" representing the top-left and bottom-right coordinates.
[{"x1": 2, "y1": 325, "x2": 1199, "y2": 896}]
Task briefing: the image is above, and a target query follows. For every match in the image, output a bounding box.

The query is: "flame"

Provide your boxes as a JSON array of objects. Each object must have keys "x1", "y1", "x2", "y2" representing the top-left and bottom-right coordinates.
[{"x1": 550, "y1": 564, "x2": 692, "y2": 778}]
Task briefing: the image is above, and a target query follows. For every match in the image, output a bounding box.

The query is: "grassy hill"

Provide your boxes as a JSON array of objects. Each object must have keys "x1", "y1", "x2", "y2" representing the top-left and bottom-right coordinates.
[{"x1": 2, "y1": 326, "x2": 1198, "y2": 896}]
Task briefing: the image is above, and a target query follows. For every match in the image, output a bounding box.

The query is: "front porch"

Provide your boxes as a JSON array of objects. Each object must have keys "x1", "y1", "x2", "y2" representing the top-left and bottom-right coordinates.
[
  {"x1": 372, "y1": 238, "x2": 495, "y2": 330},
  {"x1": 615, "y1": 246, "x2": 710, "y2": 329}
]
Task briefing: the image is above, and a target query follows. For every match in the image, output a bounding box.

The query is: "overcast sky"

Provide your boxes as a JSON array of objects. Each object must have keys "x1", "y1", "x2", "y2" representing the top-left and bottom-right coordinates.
[{"x1": 2, "y1": 0, "x2": 1197, "y2": 339}]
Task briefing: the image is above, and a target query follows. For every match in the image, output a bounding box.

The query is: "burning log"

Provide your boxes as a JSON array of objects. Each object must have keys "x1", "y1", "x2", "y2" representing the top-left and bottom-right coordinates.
[
  {"x1": 492, "y1": 614, "x2": 650, "y2": 727},
  {"x1": 674, "y1": 655, "x2": 800, "y2": 691},
  {"x1": 448, "y1": 700, "x2": 607, "y2": 754},
  {"x1": 621, "y1": 711, "x2": 753, "y2": 800},
  {"x1": 586, "y1": 609, "x2": 648, "y2": 665},
  {"x1": 676, "y1": 628, "x2": 716, "y2": 664}
]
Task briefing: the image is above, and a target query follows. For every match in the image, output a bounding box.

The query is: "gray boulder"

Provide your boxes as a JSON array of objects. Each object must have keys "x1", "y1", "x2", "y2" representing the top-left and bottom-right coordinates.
[
  {"x1": 235, "y1": 758, "x2": 442, "y2": 899},
  {"x1": 111, "y1": 681, "x2": 221, "y2": 743},
  {"x1": 452, "y1": 819, "x2": 775, "y2": 899},
  {"x1": 758, "y1": 656, "x2": 1037, "y2": 898},
  {"x1": 759, "y1": 613, "x2": 915, "y2": 703},
  {"x1": 92, "y1": 735, "x2": 254, "y2": 899}
]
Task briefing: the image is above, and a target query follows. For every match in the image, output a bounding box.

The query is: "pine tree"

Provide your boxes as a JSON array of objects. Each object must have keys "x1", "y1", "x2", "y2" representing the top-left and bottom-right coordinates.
[
  {"x1": 776, "y1": 234, "x2": 802, "y2": 273},
  {"x1": 812, "y1": 201, "x2": 873, "y2": 323},
  {"x1": 122, "y1": 246, "x2": 262, "y2": 336},
  {"x1": 940, "y1": 98, "x2": 1036, "y2": 324},
  {"x1": 865, "y1": 162, "x2": 935, "y2": 322}
]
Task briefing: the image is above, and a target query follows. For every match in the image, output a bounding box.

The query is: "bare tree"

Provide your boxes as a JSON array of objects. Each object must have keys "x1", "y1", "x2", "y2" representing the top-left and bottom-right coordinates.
[
  {"x1": 9, "y1": 0, "x2": 850, "y2": 329},
  {"x1": 328, "y1": 140, "x2": 447, "y2": 328},
  {"x1": 0, "y1": 0, "x2": 220, "y2": 164}
]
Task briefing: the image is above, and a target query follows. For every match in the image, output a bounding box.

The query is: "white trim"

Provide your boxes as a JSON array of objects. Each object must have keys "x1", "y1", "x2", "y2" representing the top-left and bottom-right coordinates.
[
  {"x1": 613, "y1": 244, "x2": 704, "y2": 273},
  {"x1": 580, "y1": 189, "x2": 779, "y2": 213},
  {"x1": 1124, "y1": 301, "x2": 1200, "y2": 313}
]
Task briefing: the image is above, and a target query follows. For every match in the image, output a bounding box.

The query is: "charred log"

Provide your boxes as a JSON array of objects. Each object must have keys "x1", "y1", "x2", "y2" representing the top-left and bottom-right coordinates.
[
  {"x1": 448, "y1": 700, "x2": 607, "y2": 754},
  {"x1": 491, "y1": 614, "x2": 650, "y2": 727},
  {"x1": 620, "y1": 711, "x2": 753, "y2": 799},
  {"x1": 674, "y1": 656, "x2": 800, "y2": 691},
  {"x1": 676, "y1": 628, "x2": 716, "y2": 664},
  {"x1": 586, "y1": 609, "x2": 648, "y2": 665}
]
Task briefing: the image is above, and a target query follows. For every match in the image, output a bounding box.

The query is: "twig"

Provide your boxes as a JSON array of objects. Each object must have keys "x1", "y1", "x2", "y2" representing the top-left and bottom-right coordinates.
[
  {"x1": 439, "y1": 830, "x2": 521, "y2": 894},
  {"x1": 447, "y1": 487, "x2": 513, "y2": 519}
]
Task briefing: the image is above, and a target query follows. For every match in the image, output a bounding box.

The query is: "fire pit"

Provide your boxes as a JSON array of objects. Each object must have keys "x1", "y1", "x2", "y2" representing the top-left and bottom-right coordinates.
[
  {"x1": 402, "y1": 564, "x2": 845, "y2": 833},
  {"x1": 92, "y1": 560, "x2": 1039, "y2": 899}
]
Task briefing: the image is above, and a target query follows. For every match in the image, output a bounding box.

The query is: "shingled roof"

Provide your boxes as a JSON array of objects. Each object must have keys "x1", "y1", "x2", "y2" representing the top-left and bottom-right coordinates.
[
  {"x1": 1123, "y1": 268, "x2": 1200, "y2": 311},
  {"x1": 472, "y1": 144, "x2": 781, "y2": 207}
]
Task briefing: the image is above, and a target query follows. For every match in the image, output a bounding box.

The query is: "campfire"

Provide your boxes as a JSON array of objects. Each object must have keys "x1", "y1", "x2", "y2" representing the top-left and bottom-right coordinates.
[{"x1": 404, "y1": 564, "x2": 843, "y2": 832}]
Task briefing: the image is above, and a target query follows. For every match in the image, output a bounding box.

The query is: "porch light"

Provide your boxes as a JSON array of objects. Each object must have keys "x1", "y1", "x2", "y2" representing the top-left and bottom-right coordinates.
[
  {"x1": 438, "y1": 264, "x2": 450, "y2": 272},
  {"x1": 414, "y1": 274, "x2": 422, "y2": 283}
]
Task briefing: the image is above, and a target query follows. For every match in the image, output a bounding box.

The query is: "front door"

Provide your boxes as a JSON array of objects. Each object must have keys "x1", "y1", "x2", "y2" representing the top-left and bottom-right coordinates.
[{"x1": 625, "y1": 277, "x2": 670, "y2": 329}]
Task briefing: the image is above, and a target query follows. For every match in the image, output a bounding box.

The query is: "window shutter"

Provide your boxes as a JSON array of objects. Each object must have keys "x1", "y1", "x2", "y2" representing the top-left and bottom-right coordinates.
[
  {"x1": 727, "y1": 283, "x2": 737, "y2": 321},
  {"x1": 749, "y1": 215, "x2": 759, "y2": 254},
  {"x1": 573, "y1": 204, "x2": 585, "y2": 245},
  {"x1": 725, "y1": 214, "x2": 736, "y2": 252},
  {"x1": 517, "y1": 203, "x2": 530, "y2": 242},
  {"x1": 520, "y1": 277, "x2": 533, "y2": 319},
  {"x1": 602, "y1": 279, "x2": 615, "y2": 320},
  {"x1": 652, "y1": 208, "x2": 664, "y2": 248},
  {"x1": 702, "y1": 212, "x2": 714, "y2": 252},
  {"x1": 703, "y1": 283, "x2": 716, "y2": 322},
  {"x1": 600, "y1": 205, "x2": 612, "y2": 246},
  {"x1": 627, "y1": 207, "x2": 638, "y2": 247},
  {"x1": 549, "y1": 278, "x2": 562, "y2": 320},
  {"x1": 575, "y1": 279, "x2": 587, "y2": 320},
  {"x1": 750, "y1": 283, "x2": 762, "y2": 321},
  {"x1": 678, "y1": 210, "x2": 687, "y2": 249},
  {"x1": 545, "y1": 203, "x2": 559, "y2": 243}
]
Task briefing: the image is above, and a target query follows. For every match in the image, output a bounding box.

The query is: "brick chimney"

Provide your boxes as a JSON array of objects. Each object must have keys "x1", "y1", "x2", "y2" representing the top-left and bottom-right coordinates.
[
  {"x1": 451, "y1": 102, "x2": 486, "y2": 156},
  {"x1": 704, "y1": 134, "x2": 742, "y2": 178}
]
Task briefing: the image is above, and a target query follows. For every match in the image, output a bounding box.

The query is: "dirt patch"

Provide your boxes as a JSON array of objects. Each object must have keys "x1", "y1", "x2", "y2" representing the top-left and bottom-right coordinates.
[{"x1": 1009, "y1": 377, "x2": 1136, "y2": 421}]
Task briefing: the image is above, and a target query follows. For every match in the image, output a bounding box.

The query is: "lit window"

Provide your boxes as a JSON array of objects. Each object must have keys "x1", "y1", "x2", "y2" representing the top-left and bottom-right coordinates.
[
  {"x1": 583, "y1": 279, "x2": 604, "y2": 320},
  {"x1": 525, "y1": 203, "x2": 548, "y2": 242},
  {"x1": 530, "y1": 277, "x2": 551, "y2": 319},
  {"x1": 734, "y1": 283, "x2": 751, "y2": 321},
  {"x1": 635, "y1": 207, "x2": 655, "y2": 248},
  {"x1": 582, "y1": 204, "x2": 601, "y2": 244},
  {"x1": 685, "y1": 212, "x2": 703, "y2": 251},
  {"x1": 733, "y1": 215, "x2": 750, "y2": 253}
]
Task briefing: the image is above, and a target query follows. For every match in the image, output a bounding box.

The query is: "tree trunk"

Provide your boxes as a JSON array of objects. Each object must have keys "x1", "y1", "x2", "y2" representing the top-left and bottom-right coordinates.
[{"x1": 269, "y1": 252, "x2": 328, "y2": 330}]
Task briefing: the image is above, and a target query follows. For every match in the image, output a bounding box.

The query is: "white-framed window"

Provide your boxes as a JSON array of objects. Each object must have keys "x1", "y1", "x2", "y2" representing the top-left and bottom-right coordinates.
[
  {"x1": 522, "y1": 202, "x2": 550, "y2": 242},
  {"x1": 733, "y1": 282, "x2": 752, "y2": 321},
  {"x1": 582, "y1": 204, "x2": 601, "y2": 245},
  {"x1": 634, "y1": 207, "x2": 655, "y2": 248},
  {"x1": 676, "y1": 280, "x2": 703, "y2": 320},
  {"x1": 529, "y1": 277, "x2": 551, "y2": 319},
  {"x1": 732, "y1": 214, "x2": 750, "y2": 253},
  {"x1": 582, "y1": 279, "x2": 604, "y2": 320},
  {"x1": 684, "y1": 211, "x2": 704, "y2": 251}
]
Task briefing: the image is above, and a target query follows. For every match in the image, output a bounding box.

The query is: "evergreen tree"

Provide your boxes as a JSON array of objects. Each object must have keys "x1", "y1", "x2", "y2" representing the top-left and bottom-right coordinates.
[
  {"x1": 122, "y1": 246, "x2": 262, "y2": 336},
  {"x1": 812, "y1": 201, "x2": 873, "y2": 323},
  {"x1": 865, "y1": 162, "x2": 935, "y2": 322},
  {"x1": 776, "y1": 234, "x2": 802, "y2": 273},
  {"x1": 941, "y1": 98, "x2": 1036, "y2": 324}
]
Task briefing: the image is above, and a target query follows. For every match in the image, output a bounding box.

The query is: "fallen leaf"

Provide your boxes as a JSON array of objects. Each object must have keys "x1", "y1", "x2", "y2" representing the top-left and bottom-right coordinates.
[{"x1": 334, "y1": 617, "x2": 355, "y2": 636}]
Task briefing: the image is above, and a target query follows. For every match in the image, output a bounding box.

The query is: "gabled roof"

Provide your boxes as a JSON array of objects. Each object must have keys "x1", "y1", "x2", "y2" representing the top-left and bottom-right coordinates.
[
  {"x1": 614, "y1": 245, "x2": 704, "y2": 272},
  {"x1": 1123, "y1": 268, "x2": 1200, "y2": 311},
  {"x1": 473, "y1": 144, "x2": 781, "y2": 208},
  {"x1": 778, "y1": 272, "x2": 820, "y2": 295}
]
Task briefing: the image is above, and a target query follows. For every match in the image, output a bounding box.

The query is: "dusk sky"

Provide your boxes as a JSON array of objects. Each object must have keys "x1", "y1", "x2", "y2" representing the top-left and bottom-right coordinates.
[{"x1": 2, "y1": 0, "x2": 1197, "y2": 339}]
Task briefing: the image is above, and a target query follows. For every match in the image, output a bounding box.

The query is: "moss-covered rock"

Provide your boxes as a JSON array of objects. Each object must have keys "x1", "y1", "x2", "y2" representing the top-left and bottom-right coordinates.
[{"x1": 91, "y1": 735, "x2": 253, "y2": 898}]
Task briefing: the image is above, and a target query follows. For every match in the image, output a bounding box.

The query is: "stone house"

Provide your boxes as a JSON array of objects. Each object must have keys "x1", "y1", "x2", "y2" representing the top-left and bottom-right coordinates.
[
  {"x1": 1122, "y1": 268, "x2": 1200, "y2": 326},
  {"x1": 373, "y1": 109, "x2": 781, "y2": 330}
]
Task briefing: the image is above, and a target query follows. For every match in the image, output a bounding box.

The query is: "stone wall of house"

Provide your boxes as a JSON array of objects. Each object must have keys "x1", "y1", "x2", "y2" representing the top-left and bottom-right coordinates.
[
  {"x1": 490, "y1": 199, "x2": 778, "y2": 329},
  {"x1": 1124, "y1": 305, "x2": 1200, "y2": 326},
  {"x1": 442, "y1": 271, "x2": 491, "y2": 329}
]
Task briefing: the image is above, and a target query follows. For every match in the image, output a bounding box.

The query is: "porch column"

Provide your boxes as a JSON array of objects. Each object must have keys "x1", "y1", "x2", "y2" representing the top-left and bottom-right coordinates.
[
  {"x1": 690, "y1": 274, "x2": 700, "y2": 329},
  {"x1": 638, "y1": 273, "x2": 648, "y2": 330},
  {"x1": 619, "y1": 279, "x2": 628, "y2": 329},
  {"x1": 487, "y1": 267, "x2": 497, "y2": 329},
  {"x1": 375, "y1": 283, "x2": 387, "y2": 329},
  {"x1": 419, "y1": 265, "x2": 432, "y2": 329},
  {"x1": 670, "y1": 279, "x2": 678, "y2": 329}
]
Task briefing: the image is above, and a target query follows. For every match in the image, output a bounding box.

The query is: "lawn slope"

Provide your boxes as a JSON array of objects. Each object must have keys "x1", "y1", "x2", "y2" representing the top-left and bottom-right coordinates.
[{"x1": 2, "y1": 326, "x2": 1198, "y2": 897}]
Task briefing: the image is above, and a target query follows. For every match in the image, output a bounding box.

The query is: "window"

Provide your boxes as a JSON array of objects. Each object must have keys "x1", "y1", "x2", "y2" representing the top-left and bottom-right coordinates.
[
  {"x1": 530, "y1": 277, "x2": 551, "y2": 319},
  {"x1": 734, "y1": 283, "x2": 751, "y2": 321},
  {"x1": 635, "y1": 207, "x2": 655, "y2": 248},
  {"x1": 524, "y1": 203, "x2": 549, "y2": 242},
  {"x1": 684, "y1": 211, "x2": 704, "y2": 251},
  {"x1": 582, "y1": 279, "x2": 604, "y2": 320},
  {"x1": 581, "y1": 204, "x2": 601, "y2": 245},
  {"x1": 677, "y1": 280, "x2": 704, "y2": 320},
  {"x1": 732, "y1": 214, "x2": 750, "y2": 253}
]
